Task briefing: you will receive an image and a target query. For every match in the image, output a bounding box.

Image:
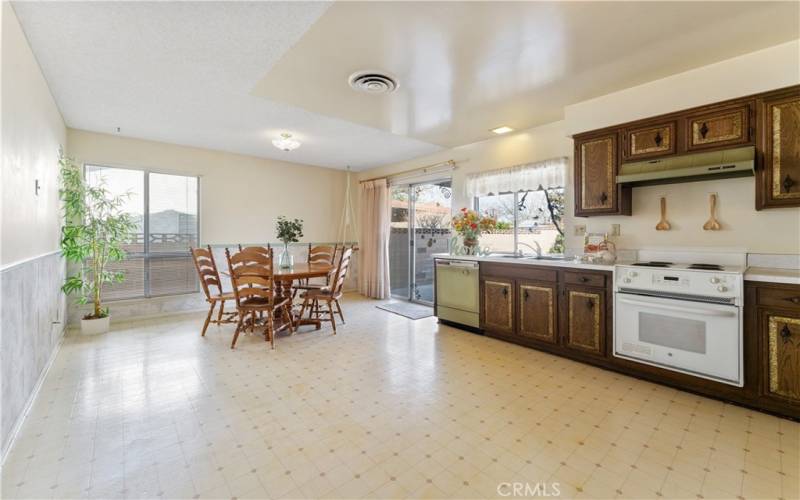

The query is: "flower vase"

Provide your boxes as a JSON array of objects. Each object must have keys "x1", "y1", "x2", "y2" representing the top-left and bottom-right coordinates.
[
  {"x1": 463, "y1": 237, "x2": 478, "y2": 255},
  {"x1": 279, "y1": 243, "x2": 294, "y2": 268}
]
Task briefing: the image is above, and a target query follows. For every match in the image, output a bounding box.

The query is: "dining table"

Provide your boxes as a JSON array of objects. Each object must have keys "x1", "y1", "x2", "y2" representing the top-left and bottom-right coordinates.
[{"x1": 223, "y1": 261, "x2": 334, "y2": 329}]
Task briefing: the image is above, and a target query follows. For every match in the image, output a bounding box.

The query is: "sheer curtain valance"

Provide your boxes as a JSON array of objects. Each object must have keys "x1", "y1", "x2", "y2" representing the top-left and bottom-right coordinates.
[{"x1": 465, "y1": 157, "x2": 568, "y2": 197}]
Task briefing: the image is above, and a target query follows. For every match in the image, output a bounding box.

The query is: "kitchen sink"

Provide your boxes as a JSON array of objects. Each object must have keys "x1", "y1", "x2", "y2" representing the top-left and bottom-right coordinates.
[
  {"x1": 491, "y1": 254, "x2": 567, "y2": 260},
  {"x1": 530, "y1": 255, "x2": 567, "y2": 261}
]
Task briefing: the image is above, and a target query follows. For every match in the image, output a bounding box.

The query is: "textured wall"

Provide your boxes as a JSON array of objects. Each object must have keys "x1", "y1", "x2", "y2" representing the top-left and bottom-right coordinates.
[{"x1": 1, "y1": 252, "x2": 67, "y2": 457}]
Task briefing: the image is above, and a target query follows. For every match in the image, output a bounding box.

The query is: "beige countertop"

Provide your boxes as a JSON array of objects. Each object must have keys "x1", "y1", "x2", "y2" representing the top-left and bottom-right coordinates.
[
  {"x1": 744, "y1": 267, "x2": 800, "y2": 285},
  {"x1": 433, "y1": 254, "x2": 615, "y2": 272}
]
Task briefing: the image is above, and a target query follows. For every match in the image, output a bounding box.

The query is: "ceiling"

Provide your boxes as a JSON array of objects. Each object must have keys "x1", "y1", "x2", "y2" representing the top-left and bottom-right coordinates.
[{"x1": 12, "y1": 1, "x2": 800, "y2": 170}]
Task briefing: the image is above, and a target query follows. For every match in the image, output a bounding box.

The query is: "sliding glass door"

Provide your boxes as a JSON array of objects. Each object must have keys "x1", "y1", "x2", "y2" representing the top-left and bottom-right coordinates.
[{"x1": 389, "y1": 179, "x2": 452, "y2": 304}]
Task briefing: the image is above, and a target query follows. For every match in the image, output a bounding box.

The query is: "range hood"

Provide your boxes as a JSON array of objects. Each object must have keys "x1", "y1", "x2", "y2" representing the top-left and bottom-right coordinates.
[{"x1": 616, "y1": 146, "x2": 754, "y2": 187}]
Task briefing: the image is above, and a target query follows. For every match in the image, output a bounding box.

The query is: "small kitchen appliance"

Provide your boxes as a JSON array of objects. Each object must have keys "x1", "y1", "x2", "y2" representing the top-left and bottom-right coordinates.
[{"x1": 614, "y1": 249, "x2": 745, "y2": 386}]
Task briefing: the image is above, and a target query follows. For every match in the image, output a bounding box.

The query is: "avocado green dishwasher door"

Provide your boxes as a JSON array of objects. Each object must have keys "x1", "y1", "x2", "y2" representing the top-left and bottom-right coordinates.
[{"x1": 435, "y1": 259, "x2": 480, "y2": 328}]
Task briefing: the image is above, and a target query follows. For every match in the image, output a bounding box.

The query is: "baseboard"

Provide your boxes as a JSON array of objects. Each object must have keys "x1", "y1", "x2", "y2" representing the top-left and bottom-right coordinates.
[{"x1": 1, "y1": 326, "x2": 66, "y2": 466}]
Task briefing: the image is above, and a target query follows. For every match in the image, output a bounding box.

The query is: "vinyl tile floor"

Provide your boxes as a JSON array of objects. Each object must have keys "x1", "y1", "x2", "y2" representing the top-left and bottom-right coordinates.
[{"x1": 2, "y1": 293, "x2": 798, "y2": 500}]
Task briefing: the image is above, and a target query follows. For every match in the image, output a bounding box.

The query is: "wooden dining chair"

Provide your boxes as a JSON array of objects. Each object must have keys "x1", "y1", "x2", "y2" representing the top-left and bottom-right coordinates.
[
  {"x1": 298, "y1": 247, "x2": 353, "y2": 334},
  {"x1": 225, "y1": 248, "x2": 293, "y2": 349},
  {"x1": 191, "y1": 246, "x2": 238, "y2": 336},
  {"x1": 294, "y1": 244, "x2": 338, "y2": 297}
]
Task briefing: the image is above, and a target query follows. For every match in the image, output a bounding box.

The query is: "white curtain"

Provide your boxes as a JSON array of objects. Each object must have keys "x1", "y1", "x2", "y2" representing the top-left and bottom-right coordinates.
[
  {"x1": 465, "y1": 157, "x2": 568, "y2": 197},
  {"x1": 358, "y1": 179, "x2": 391, "y2": 299}
]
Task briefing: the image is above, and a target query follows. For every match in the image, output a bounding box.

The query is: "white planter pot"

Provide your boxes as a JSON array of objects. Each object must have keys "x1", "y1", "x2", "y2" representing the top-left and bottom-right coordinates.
[{"x1": 81, "y1": 315, "x2": 110, "y2": 335}]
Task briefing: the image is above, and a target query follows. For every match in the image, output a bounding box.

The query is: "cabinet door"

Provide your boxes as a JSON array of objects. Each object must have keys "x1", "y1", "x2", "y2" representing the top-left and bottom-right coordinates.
[
  {"x1": 575, "y1": 133, "x2": 624, "y2": 216},
  {"x1": 482, "y1": 278, "x2": 514, "y2": 335},
  {"x1": 763, "y1": 310, "x2": 800, "y2": 403},
  {"x1": 518, "y1": 282, "x2": 557, "y2": 344},
  {"x1": 760, "y1": 89, "x2": 800, "y2": 209},
  {"x1": 622, "y1": 121, "x2": 676, "y2": 161},
  {"x1": 564, "y1": 287, "x2": 604, "y2": 356},
  {"x1": 686, "y1": 103, "x2": 751, "y2": 151}
]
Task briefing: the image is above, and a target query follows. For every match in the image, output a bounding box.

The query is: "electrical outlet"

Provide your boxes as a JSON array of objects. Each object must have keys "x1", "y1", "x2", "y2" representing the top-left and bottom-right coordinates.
[
  {"x1": 611, "y1": 224, "x2": 621, "y2": 236},
  {"x1": 574, "y1": 224, "x2": 587, "y2": 237}
]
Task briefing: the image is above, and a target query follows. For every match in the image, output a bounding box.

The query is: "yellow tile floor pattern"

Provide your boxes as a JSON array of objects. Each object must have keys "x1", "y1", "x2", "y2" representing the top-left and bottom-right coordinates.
[{"x1": 2, "y1": 294, "x2": 798, "y2": 500}]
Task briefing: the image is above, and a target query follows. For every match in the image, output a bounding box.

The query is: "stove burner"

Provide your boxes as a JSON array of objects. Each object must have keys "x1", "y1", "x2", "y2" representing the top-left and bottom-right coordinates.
[
  {"x1": 688, "y1": 263, "x2": 724, "y2": 271},
  {"x1": 632, "y1": 261, "x2": 673, "y2": 267}
]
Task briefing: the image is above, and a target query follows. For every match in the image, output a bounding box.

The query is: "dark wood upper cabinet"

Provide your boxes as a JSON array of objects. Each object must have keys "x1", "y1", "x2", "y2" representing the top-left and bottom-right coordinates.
[
  {"x1": 517, "y1": 281, "x2": 557, "y2": 344},
  {"x1": 563, "y1": 286, "x2": 604, "y2": 356},
  {"x1": 685, "y1": 102, "x2": 752, "y2": 152},
  {"x1": 761, "y1": 309, "x2": 800, "y2": 404},
  {"x1": 481, "y1": 278, "x2": 514, "y2": 336},
  {"x1": 757, "y1": 86, "x2": 800, "y2": 209},
  {"x1": 574, "y1": 132, "x2": 631, "y2": 217},
  {"x1": 622, "y1": 121, "x2": 677, "y2": 161}
]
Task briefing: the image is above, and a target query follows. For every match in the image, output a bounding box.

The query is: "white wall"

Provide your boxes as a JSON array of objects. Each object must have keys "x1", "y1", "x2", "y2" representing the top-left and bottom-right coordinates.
[
  {"x1": 67, "y1": 129, "x2": 349, "y2": 245},
  {"x1": 1, "y1": 1, "x2": 66, "y2": 266},
  {"x1": 358, "y1": 41, "x2": 800, "y2": 255}
]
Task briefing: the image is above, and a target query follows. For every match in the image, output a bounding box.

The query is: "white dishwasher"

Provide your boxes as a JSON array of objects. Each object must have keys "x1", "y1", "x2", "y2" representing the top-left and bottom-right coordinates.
[{"x1": 435, "y1": 259, "x2": 480, "y2": 328}]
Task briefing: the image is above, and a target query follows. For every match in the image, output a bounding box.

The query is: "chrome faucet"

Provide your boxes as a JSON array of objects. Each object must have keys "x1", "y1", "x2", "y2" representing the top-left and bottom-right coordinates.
[{"x1": 516, "y1": 241, "x2": 542, "y2": 257}]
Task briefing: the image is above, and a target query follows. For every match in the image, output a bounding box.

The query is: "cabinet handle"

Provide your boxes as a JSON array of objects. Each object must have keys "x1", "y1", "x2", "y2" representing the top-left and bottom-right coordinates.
[
  {"x1": 699, "y1": 122, "x2": 709, "y2": 139},
  {"x1": 780, "y1": 324, "x2": 792, "y2": 339},
  {"x1": 523, "y1": 290, "x2": 529, "y2": 301},
  {"x1": 502, "y1": 288, "x2": 508, "y2": 298},
  {"x1": 654, "y1": 132, "x2": 663, "y2": 147},
  {"x1": 784, "y1": 296, "x2": 800, "y2": 305},
  {"x1": 579, "y1": 277, "x2": 590, "y2": 283},
  {"x1": 586, "y1": 298, "x2": 594, "y2": 309},
  {"x1": 783, "y1": 174, "x2": 795, "y2": 193},
  {"x1": 600, "y1": 192, "x2": 608, "y2": 203}
]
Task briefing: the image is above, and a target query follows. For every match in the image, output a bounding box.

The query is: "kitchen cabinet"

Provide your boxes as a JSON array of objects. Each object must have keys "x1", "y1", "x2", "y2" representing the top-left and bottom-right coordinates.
[
  {"x1": 563, "y1": 286, "x2": 604, "y2": 356},
  {"x1": 757, "y1": 86, "x2": 800, "y2": 209},
  {"x1": 685, "y1": 102, "x2": 752, "y2": 151},
  {"x1": 481, "y1": 277, "x2": 514, "y2": 335},
  {"x1": 762, "y1": 310, "x2": 800, "y2": 403},
  {"x1": 574, "y1": 132, "x2": 631, "y2": 217},
  {"x1": 622, "y1": 121, "x2": 676, "y2": 161},
  {"x1": 517, "y1": 281, "x2": 557, "y2": 344}
]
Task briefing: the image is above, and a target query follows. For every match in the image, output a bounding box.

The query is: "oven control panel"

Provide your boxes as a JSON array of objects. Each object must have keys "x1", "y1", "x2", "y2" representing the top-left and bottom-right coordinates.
[{"x1": 615, "y1": 266, "x2": 740, "y2": 300}]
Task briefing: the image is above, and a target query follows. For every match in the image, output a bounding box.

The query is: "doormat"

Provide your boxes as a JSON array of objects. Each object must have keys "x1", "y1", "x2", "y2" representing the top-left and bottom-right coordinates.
[{"x1": 376, "y1": 301, "x2": 434, "y2": 320}]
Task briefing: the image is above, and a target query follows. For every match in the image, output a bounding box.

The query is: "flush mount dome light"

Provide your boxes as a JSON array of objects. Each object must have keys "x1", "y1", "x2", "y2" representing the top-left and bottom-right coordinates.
[
  {"x1": 348, "y1": 70, "x2": 398, "y2": 94},
  {"x1": 272, "y1": 133, "x2": 301, "y2": 151}
]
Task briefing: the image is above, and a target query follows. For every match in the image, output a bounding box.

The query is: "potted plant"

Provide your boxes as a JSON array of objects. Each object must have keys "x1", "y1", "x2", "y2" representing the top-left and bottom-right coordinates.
[
  {"x1": 451, "y1": 208, "x2": 496, "y2": 254},
  {"x1": 59, "y1": 154, "x2": 136, "y2": 335},
  {"x1": 275, "y1": 216, "x2": 304, "y2": 268}
]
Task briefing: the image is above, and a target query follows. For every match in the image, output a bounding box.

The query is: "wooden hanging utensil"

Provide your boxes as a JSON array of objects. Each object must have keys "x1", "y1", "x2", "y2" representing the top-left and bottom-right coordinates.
[
  {"x1": 655, "y1": 197, "x2": 670, "y2": 231},
  {"x1": 703, "y1": 193, "x2": 721, "y2": 231}
]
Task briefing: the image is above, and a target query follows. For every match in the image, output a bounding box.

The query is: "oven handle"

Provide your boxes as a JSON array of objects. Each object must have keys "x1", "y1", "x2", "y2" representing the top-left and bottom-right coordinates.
[{"x1": 617, "y1": 296, "x2": 737, "y2": 317}]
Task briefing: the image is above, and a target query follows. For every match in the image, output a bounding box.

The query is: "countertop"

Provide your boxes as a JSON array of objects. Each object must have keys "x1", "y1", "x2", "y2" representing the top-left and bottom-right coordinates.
[
  {"x1": 744, "y1": 267, "x2": 800, "y2": 285},
  {"x1": 433, "y1": 254, "x2": 615, "y2": 272}
]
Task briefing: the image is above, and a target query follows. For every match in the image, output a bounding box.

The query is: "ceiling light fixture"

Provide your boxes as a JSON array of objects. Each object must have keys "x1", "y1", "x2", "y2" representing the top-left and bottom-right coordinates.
[
  {"x1": 272, "y1": 133, "x2": 301, "y2": 152},
  {"x1": 491, "y1": 126, "x2": 514, "y2": 135}
]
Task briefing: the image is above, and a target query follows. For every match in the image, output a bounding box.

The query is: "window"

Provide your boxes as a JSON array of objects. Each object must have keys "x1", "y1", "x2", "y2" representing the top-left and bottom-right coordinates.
[
  {"x1": 475, "y1": 188, "x2": 565, "y2": 255},
  {"x1": 85, "y1": 165, "x2": 199, "y2": 299}
]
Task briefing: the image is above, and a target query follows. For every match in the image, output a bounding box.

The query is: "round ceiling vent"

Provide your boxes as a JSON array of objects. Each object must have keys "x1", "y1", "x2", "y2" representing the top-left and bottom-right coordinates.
[{"x1": 348, "y1": 71, "x2": 398, "y2": 94}]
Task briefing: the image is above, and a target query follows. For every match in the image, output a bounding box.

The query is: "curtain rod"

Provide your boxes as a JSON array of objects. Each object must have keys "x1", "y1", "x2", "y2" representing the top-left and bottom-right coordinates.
[{"x1": 359, "y1": 159, "x2": 456, "y2": 184}]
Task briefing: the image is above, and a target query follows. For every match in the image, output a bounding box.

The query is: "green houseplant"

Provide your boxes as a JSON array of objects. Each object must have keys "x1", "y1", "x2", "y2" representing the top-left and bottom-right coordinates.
[
  {"x1": 275, "y1": 216, "x2": 303, "y2": 268},
  {"x1": 59, "y1": 154, "x2": 137, "y2": 334}
]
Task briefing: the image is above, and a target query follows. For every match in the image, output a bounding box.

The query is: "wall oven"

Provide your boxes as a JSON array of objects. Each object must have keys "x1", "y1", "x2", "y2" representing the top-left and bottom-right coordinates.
[{"x1": 614, "y1": 263, "x2": 743, "y2": 387}]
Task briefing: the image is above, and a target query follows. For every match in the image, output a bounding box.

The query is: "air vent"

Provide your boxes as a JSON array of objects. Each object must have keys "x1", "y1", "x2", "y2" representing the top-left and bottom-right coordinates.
[{"x1": 348, "y1": 71, "x2": 398, "y2": 94}]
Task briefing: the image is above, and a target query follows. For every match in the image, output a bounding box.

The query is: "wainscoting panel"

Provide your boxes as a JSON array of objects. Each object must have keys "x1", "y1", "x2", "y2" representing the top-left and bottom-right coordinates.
[{"x1": 1, "y1": 251, "x2": 66, "y2": 458}]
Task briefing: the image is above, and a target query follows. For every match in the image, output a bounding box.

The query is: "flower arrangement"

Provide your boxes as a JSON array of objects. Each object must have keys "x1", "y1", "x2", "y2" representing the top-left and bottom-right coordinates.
[
  {"x1": 276, "y1": 216, "x2": 304, "y2": 244},
  {"x1": 451, "y1": 208, "x2": 496, "y2": 251}
]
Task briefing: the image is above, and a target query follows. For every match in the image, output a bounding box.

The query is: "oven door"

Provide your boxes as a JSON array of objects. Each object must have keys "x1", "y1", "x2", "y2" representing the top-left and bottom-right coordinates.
[{"x1": 614, "y1": 292, "x2": 742, "y2": 386}]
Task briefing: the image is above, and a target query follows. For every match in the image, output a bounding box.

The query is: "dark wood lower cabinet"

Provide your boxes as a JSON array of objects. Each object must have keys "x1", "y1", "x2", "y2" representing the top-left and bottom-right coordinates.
[
  {"x1": 563, "y1": 286, "x2": 604, "y2": 356},
  {"x1": 517, "y1": 281, "x2": 557, "y2": 344},
  {"x1": 476, "y1": 263, "x2": 799, "y2": 420}
]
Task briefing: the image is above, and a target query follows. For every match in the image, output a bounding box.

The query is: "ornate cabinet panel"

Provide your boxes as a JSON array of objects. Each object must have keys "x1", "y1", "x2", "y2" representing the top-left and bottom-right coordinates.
[
  {"x1": 685, "y1": 103, "x2": 751, "y2": 151},
  {"x1": 563, "y1": 286, "x2": 604, "y2": 356},
  {"x1": 517, "y1": 281, "x2": 557, "y2": 344},
  {"x1": 762, "y1": 310, "x2": 800, "y2": 404},
  {"x1": 622, "y1": 121, "x2": 676, "y2": 161},
  {"x1": 758, "y1": 87, "x2": 800, "y2": 209},
  {"x1": 574, "y1": 132, "x2": 629, "y2": 216},
  {"x1": 481, "y1": 278, "x2": 514, "y2": 335}
]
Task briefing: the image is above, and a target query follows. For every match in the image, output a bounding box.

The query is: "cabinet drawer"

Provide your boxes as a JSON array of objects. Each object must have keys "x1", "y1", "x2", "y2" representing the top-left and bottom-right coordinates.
[
  {"x1": 758, "y1": 287, "x2": 800, "y2": 310},
  {"x1": 564, "y1": 271, "x2": 606, "y2": 288}
]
